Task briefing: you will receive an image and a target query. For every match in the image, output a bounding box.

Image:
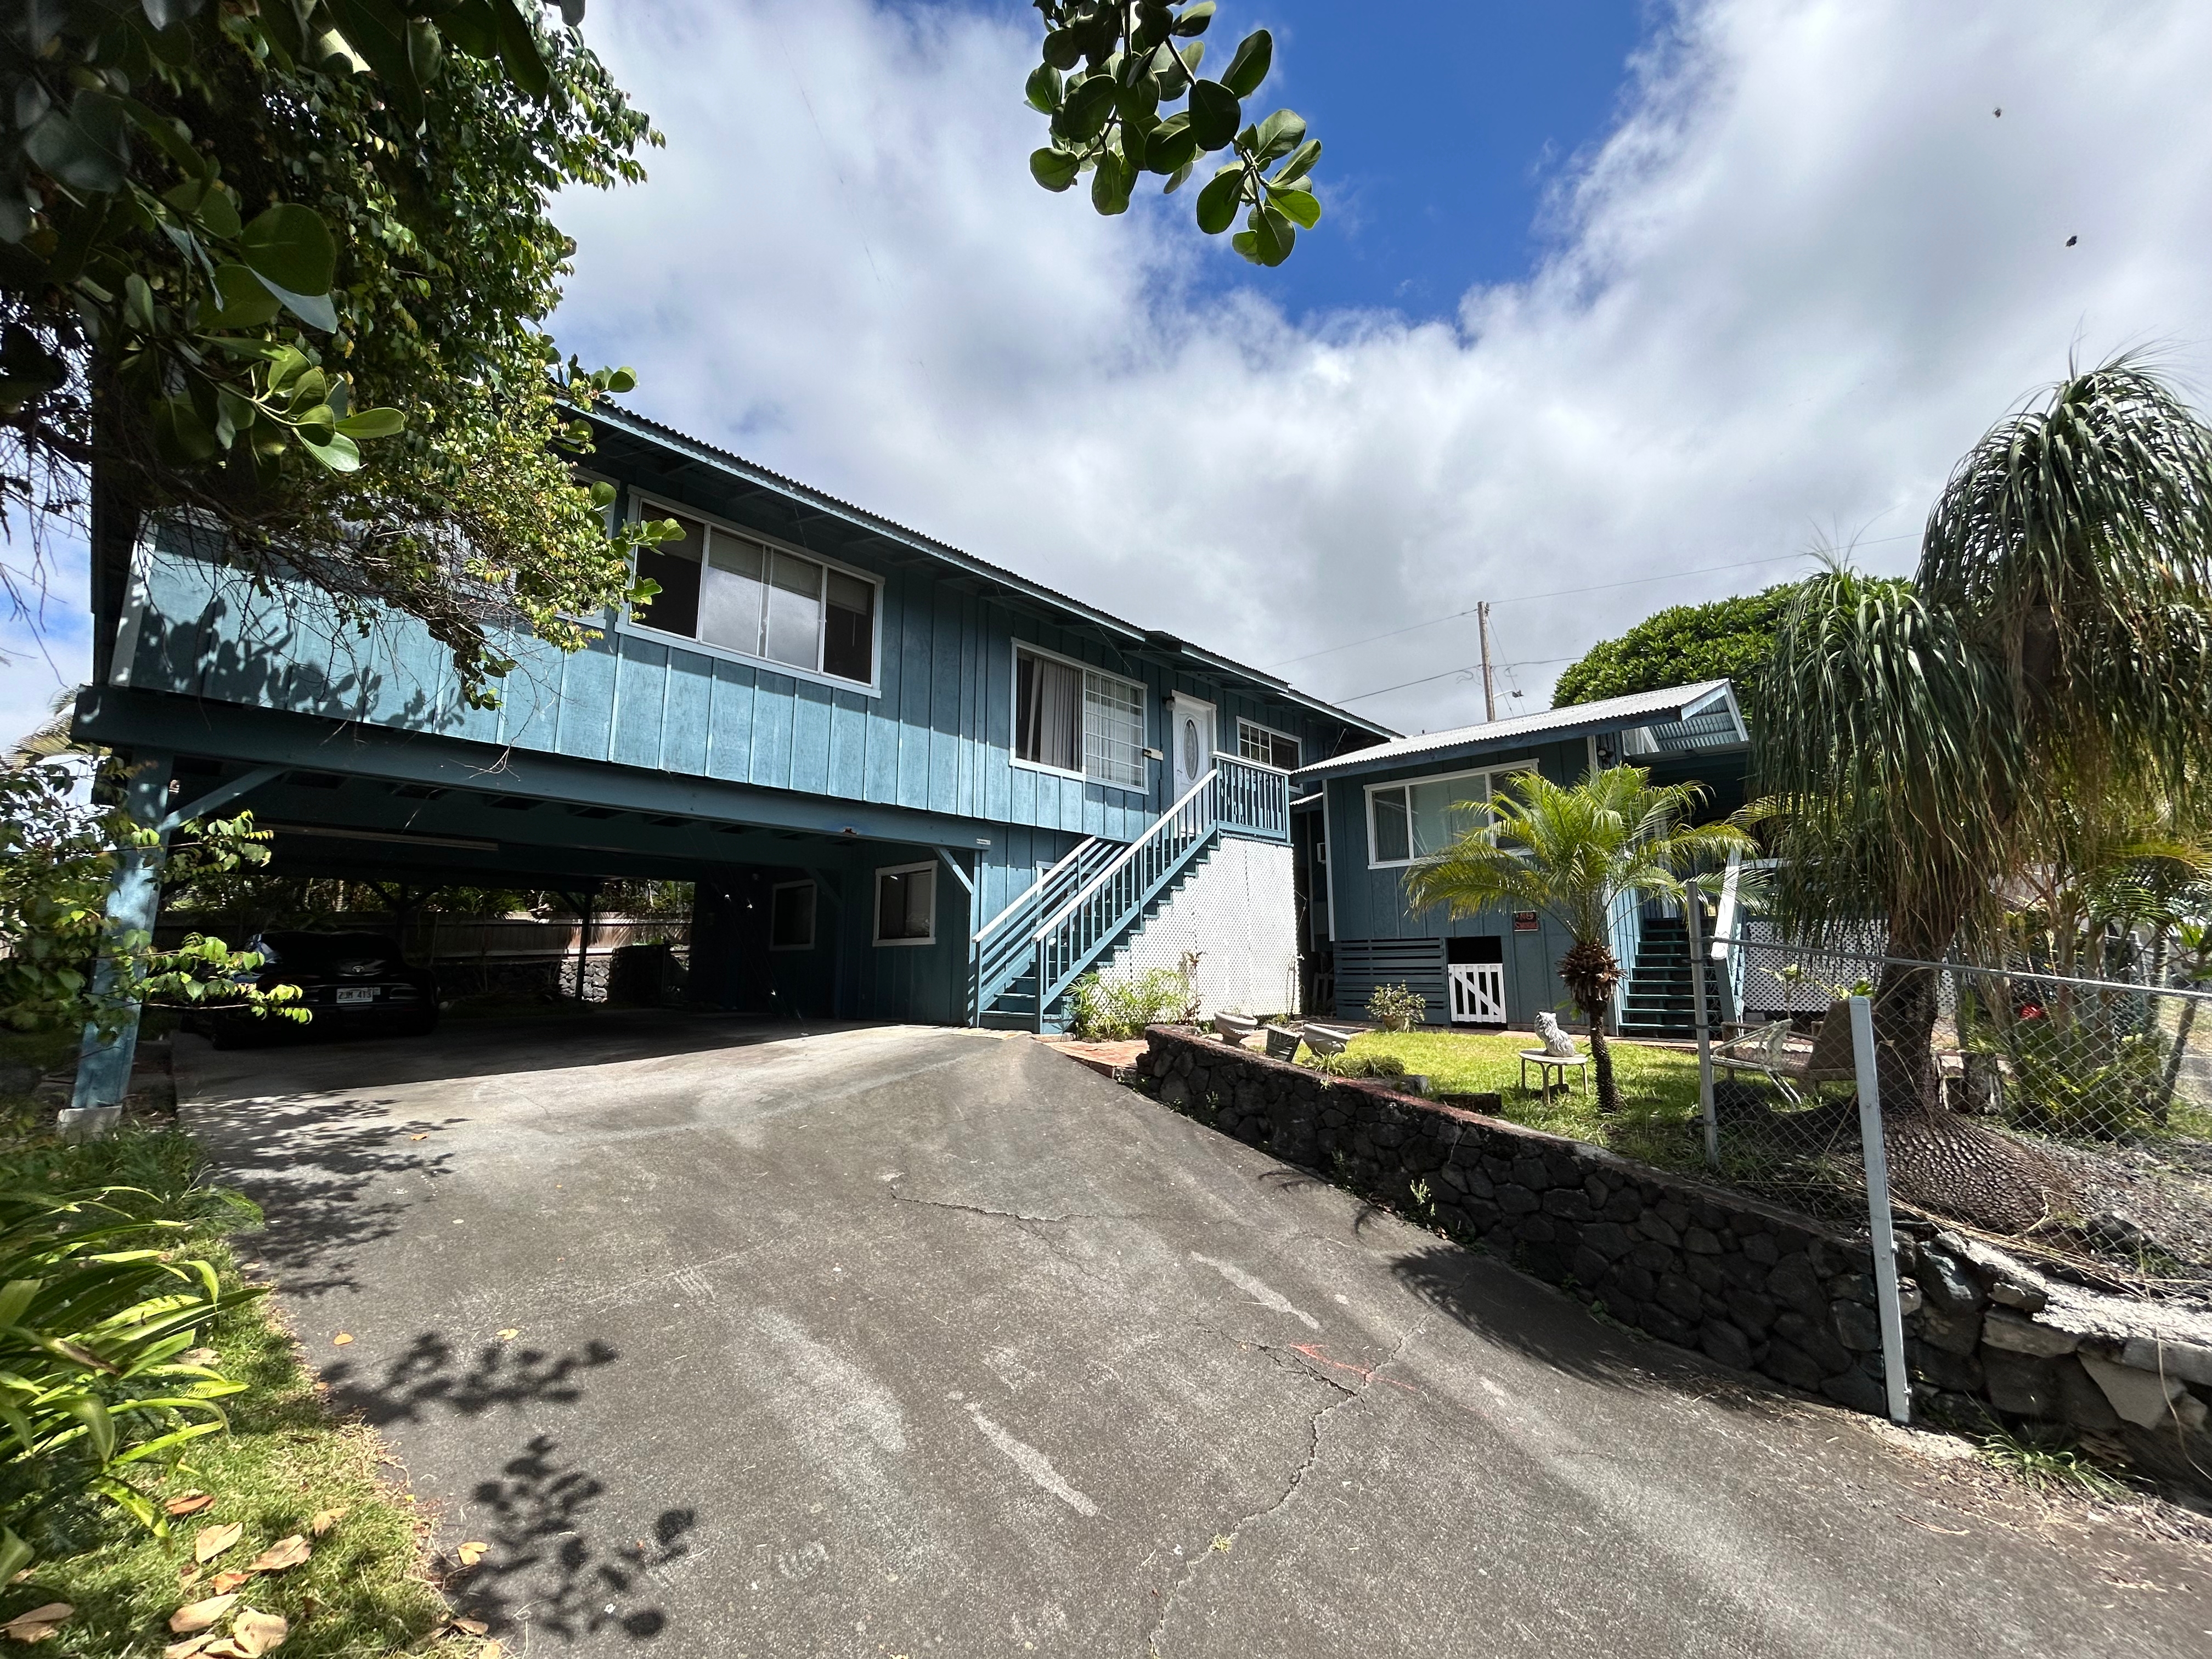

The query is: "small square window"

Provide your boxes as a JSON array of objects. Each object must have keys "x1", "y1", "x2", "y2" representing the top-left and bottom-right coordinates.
[
  {"x1": 874, "y1": 863, "x2": 936, "y2": 946},
  {"x1": 769, "y1": 882, "x2": 816, "y2": 951},
  {"x1": 1237, "y1": 719, "x2": 1300, "y2": 771}
]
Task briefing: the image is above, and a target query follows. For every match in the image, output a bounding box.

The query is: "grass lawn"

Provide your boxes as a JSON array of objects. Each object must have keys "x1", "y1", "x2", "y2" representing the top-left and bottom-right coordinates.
[
  {"x1": 0, "y1": 1035, "x2": 476, "y2": 1659},
  {"x1": 1309, "y1": 1029, "x2": 1716, "y2": 1177}
]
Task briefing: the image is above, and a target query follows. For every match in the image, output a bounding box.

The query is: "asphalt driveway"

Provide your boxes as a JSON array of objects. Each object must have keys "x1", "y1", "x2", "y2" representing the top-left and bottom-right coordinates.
[{"x1": 177, "y1": 1016, "x2": 2212, "y2": 1657}]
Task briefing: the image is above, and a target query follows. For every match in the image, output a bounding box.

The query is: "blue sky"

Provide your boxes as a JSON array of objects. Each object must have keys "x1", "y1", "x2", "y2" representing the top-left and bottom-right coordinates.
[
  {"x1": 1169, "y1": 2, "x2": 1651, "y2": 320},
  {"x1": 8, "y1": 1, "x2": 2212, "y2": 743}
]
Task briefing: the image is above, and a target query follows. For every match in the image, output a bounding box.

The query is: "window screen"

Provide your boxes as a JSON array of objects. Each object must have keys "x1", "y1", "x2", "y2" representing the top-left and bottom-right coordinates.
[
  {"x1": 632, "y1": 509, "x2": 875, "y2": 686},
  {"x1": 766, "y1": 551, "x2": 824, "y2": 669},
  {"x1": 635, "y1": 515, "x2": 703, "y2": 639},
  {"x1": 876, "y1": 865, "x2": 935, "y2": 944},
  {"x1": 769, "y1": 883, "x2": 815, "y2": 950},
  {"x1": 699, "y1": 533, "x2": 766, "y2": 654}
]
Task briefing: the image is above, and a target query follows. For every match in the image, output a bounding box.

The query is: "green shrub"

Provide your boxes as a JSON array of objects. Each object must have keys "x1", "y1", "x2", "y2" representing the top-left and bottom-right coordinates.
[
  {"x1": 1066, "y1": 967, "x2": 1195, "y2": 1040},
  {"x1": 1365, "y1": 983, "x2": 1428, "y2": 1032},
  {"x1": 1311, "y1": 1049, "x2": 1408, "y2": 1080}
]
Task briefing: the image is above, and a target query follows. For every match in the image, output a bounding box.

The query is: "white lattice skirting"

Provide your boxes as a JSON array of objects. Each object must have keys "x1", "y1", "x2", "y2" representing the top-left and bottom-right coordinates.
[{"x1": 1093, "y1": 837, "x2": 1300, "y2": 1018}]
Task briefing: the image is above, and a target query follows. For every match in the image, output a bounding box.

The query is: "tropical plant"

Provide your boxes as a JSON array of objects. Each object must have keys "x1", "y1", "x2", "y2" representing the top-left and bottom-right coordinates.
[
  {"x1": 1, "y1": 0, "x2": 672, "y2": 702},
  {"x1": 1404, "y1": 765, "x2": 1753, "y2": 1112},
  {"x1": 0, "y1": 1184, "x2": 259, "y2": 1575},
  {"x1": 0, "y1": 761, "x2": 304, "y2": 1037},
  {"x1": 1065, "y1": 966, "x2": 1194, "y2": 1040},
  {"x1": 1759, "y1": 358, "x2": 2212, "y2": 1229},
  {"x1": 1024, "y1": 2, "x2": 1325, "y2": 267},
  {"x1": 1364, "y1": 983, "x2": 1427, "y2": 1033},
  {"x1": 1551, "y1": 582, "x2": 1804, "y2": 729}
]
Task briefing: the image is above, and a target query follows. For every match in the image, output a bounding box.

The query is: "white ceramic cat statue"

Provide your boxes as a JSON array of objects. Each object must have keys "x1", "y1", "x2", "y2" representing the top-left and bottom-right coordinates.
[{"x1": 1534, "y1": 1011, "x2": 1580, "y2": 1059}]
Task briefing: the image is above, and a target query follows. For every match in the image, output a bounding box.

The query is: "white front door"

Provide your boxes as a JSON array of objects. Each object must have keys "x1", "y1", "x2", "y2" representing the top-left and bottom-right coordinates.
[
  {"x1": 1169, "y1": 695, "x2": 1216, "y2": 799},
  {"x1": 1449, "y1": 962, "x2": 1506, "y2": 1025}
]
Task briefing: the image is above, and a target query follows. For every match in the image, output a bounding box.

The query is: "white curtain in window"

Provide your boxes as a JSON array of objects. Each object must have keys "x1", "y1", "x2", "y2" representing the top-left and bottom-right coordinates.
[{"x1": 1018, "y1": 651, "x2": 1082, "y2": 772}]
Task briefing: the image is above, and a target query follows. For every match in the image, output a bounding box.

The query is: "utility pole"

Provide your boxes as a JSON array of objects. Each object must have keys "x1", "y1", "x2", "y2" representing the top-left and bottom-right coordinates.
[{"x1": 1477, "y1": 601, "x2": 1497, "y2": 723}]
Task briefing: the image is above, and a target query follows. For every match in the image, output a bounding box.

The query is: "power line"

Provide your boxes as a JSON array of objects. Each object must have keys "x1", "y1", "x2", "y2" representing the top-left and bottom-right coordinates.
[
  {"x1": 1335, "y1": 655, "x2": 1576, "y2": 706},
  {"x1": 1262, "y1": 538, "x2": 1915, "y2": 673}
]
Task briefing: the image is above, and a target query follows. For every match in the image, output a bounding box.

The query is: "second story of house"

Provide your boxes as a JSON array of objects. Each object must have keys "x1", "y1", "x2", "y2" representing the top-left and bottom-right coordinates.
[{"x1": 100, "y1": 405, "x2": 1395, "y2": 846}]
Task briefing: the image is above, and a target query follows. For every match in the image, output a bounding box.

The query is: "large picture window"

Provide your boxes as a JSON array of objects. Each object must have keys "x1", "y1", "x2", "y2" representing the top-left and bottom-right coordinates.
[
  {"x1": 874, "y1": 862, "x2": 936, "y2": 946},
  {"x1": 1014, "y1": 646, "x2": 1145, "y2": 790},
  {"x1": 633, "y1": 508, "x2": 878, "y2": 689},
  {"x1": 1237, "y1": 719, "x2": 1299, "y2": 771},
  {"x1": 1365, "y1": 761, "x2": 1534, "y2": 868}
]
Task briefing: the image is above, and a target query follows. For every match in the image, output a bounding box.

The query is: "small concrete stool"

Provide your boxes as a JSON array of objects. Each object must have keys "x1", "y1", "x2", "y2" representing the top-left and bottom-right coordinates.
[{"x1": 1519, "y1": 1049, "x2": 1590, "y2": 1098}]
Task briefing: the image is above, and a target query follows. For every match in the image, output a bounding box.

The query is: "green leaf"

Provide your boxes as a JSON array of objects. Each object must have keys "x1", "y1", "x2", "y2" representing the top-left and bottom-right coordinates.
[
  {"x1": 64, "y1": 1395, "x2": 116, "y2": 1465},
  {"x1": 1251, "y1": 108, "x2": 1307, "y2": 162},
  {"x1": 1024, "y1": 63, "x2": 1063, "y2": 114},
  {"x1": 23, "y1": 91, "x2": 130, "y2": 195},
  {"x1": 1272, "y1": 137, "x2": 1321, "y2": 187},
  {"x1": 1220, "y1": 29, "x2": 1273, "y2": 98},
  {"x1": 1030, "y1": 148, "x2": 1080, "y2": 193},
  {"x1": 1063, "y1": 76, "x2": 1117, "y2": 140},
  {"x1": 1042, "y1": 28, "x2": 1084, "y2": 71},
  {"x1": 238, "y1": 204, "x2": 337, "y2": 298},
  {"x1": 0, "y1": 1529, "x2": 31, "y2": 1587},
  {"x1": 324, "y1": 0, "x2": 428, "y2": 128},
  {"x1": 335, "y1": 407, "x2": 405, "y2": 439},
  {"x1": 1162, "y1": 161, "x2": 1195, "y2": 195},
  {"x1": 1118, "y1": 116, "x2": 1149, "y2": 173},
  {"x1": 247, "y1": 272, "x2": 338, "y2": 333},
  {"x1": 297, "y1": 429, "x2": 364, "y2": 472},
  {"x1": 1187, "y1": 80, "x2": 1240, "y2": 150},
  {"x1": 493, "y1": 0, "x2": 552, "y2": 99},
  {"x1": 1173, "y1": 1, "x2": 1216, "y2": 37},
  {"x1": 1241, "y1": 204, "x2": 1296, "y2": 266},
  {"x1": 1195, "y1": 166, "x2": 1243, "y2": 235},
  {"x1": 1091, "y1": 151, "x2": 1133, "y2": 216},
  {"x1": 195, "y1": 185, "x2": 242, "y2": 241},
  {"x1": 1145, "y1": 115, "x2": 1198, "y2": 176},
  {"x1": 1266, "y1": 180, "x2": 1320, "y2": 229}
]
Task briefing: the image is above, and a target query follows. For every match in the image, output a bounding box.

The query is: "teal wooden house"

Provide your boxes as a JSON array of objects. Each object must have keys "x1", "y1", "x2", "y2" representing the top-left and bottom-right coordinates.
[
  {"x1": 1295, "y1": 681, "x2": 1749, "y2": 1037},
  {"x1": 70, "y1": 405, "x2": 1392, "y2": 1096}
]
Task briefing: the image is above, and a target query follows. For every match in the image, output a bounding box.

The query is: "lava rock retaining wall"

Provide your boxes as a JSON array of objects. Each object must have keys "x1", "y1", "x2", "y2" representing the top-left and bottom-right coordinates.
[{"x1": 1140, "y1": 1025, "x2": 2212, "y2": 1497}]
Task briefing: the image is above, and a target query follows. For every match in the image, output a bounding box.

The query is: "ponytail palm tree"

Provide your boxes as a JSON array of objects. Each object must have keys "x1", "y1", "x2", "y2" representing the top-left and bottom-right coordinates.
[
  {"x1": 1404, "y1": 765, "x2": 1753, "y2": 1113},
  {"x1": 1759, "y1": 357, "x2": 2212, "y2": 1231}
]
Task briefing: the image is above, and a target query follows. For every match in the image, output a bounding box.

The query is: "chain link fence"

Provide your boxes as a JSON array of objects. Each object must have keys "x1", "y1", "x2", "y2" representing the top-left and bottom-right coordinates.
[{"x1": 1702, "y1": 934, "x2": 2212, "y2": 1296}]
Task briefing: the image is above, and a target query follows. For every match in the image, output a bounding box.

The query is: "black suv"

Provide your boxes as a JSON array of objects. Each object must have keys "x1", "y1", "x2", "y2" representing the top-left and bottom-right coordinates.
[{"x1": 198, "y1": 931, "x2": 439, "y2": 1047}]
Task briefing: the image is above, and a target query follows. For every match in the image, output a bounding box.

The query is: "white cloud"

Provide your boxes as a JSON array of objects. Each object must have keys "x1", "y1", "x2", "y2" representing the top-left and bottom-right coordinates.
[
  {"x1": 550, "y1": 0, "x2": 2212, "y2": 733},
  {"x1": 8, "y1": 0, "x2": 2210, "y2": 748}
]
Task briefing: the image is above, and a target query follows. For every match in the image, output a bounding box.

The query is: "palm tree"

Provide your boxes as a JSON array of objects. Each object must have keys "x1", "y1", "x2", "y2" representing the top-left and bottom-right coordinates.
[
  {"x1": 1404, "y1": 765, "x2": 1753, "y2": 1113},
  {"x1": 1759, "y1": 357, "x2": 2212, "y2": 1228}
]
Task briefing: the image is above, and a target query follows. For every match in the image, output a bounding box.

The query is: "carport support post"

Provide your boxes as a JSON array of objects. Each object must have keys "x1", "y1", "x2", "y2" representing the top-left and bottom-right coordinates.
[
  {"x1": 67, "y1": 751, "x2": 174, "y2": 1128},
  {"x1": 1848, "y1": 994, "x2": 1912, "y2": 1426}
]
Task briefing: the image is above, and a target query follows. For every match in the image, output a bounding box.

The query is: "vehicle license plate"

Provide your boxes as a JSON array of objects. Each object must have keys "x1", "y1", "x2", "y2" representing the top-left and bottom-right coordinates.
[{"x1": 336, "y1": 987, "x2": 377, "y2": 1005}]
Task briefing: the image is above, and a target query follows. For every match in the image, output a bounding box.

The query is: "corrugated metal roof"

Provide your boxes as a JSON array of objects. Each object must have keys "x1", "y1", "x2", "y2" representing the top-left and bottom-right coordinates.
[
  {"x1": 586, "y1": 403, "x2": 1400, "y2": 742},
  {"x1": 1294, "y1": 680, "x2": 1743, "y2": 780}
]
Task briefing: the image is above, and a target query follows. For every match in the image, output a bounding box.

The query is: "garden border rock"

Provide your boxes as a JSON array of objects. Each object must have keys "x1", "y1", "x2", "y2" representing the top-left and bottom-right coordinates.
[{"x1": 1137, "y1": 1024, "x2": 2212, "y2": 1501}]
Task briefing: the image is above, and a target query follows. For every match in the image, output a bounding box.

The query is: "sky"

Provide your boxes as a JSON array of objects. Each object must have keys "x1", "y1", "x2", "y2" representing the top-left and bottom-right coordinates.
[{"x1": 5, "y1": 0, "x2": 2212, "y2": 745}]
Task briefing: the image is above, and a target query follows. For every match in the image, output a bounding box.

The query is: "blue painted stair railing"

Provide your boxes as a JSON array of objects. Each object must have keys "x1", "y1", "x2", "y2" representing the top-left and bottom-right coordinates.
[{"x1": 967, "y1": 754, "x2": 1289, "y2": 1030}]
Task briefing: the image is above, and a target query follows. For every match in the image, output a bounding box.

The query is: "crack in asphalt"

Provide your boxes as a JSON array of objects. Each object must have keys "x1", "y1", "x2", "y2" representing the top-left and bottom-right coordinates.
[
  {"x1": 1146, "y1": 1319, "x2": 1426, "y2": 1657},
  {"x1": 884, "y1": 1184, "x2": 1148, "y2": 1226}
]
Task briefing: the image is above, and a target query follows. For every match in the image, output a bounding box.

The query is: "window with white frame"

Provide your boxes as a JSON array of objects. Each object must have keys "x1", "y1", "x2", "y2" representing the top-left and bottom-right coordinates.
[
  {"x1": 1236, "y1": 719, "x2": 1299, "y2": 771},
  {"x1": 874, "y1": 862, "x2": 936, "y2": 945},
  {"x1": 1014, "y1": 646, "x2": 1146, "y2": 790},
  {"x1": 769, "y1": 881, "x2": 816, "y2": 951},
  {"x1": 1365, "y1": 760, "x2": 1535, "y2": 867},
  {"x1": 633, "y1": 507, "x2": 878, "y2": 687}
]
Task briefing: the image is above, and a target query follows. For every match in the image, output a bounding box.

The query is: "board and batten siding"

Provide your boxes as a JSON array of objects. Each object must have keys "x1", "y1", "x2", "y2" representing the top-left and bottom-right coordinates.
[{"x1": 122, "y1": 522, "x2": 1353, "y2": 872}]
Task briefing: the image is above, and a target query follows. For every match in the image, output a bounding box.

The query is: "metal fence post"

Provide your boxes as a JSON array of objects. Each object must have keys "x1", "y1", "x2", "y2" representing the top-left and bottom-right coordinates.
[
  {"x1": 1685, "y1": 891, "x2": 1718, "y2": 1168},
  {"x1": 1847, "y1": 995, "x2": 1912, "y2": 1425}
]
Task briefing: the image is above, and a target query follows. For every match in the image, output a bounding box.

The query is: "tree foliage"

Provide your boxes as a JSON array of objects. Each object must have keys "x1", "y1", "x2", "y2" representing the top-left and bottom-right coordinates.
[
  {"x1": 1, "y1": 0, "x2": 670, "y2": 699},
  {"x1": 1551, "y1": 582, "x2": 1803, "y2": 726},
  {"x1": 1403, "y1": 765, "x2": 1752, "y2": 1111},
  {"x1": 1025, "y1": 1, "x2": 1323, "y2": 267}
]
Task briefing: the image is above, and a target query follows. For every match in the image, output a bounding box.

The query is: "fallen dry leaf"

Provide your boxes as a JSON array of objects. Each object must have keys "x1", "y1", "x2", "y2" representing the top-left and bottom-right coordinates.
[
  {"x1": 408, "y1": 1133, "x2": 428, "y2": 1141},
  {"x1": 481, "y1": 1644, "x2": 502, "y2": 1659},
  {"x1": 165, "y1": 1491, "x2": 216, "y2": 1518},
  {"x1": 193, "y1": 1522, "x2": 243, "y2": 1563},
  {"x1": 1, "y1": 1602, "x2": 71, "y2": 1643},
  {"x1": 330, "y1": 1333, "x2": 353, "y2": 1347},
  {"x1": 177, "y1": 1567, "x2": 202, "y2": 1590},
  {"x1": 163, "y1": 1635, "x2": 216, "y2": 1659},
  {"x1": 454, "y1": 1541, "x2": 488, "y2": 1568},
  {"x1": 198, "y1": 1641, "x2": 246, "y2": 1659},
  {"x1": 495, "y1": 1329, "x2": 519, "y2": 1342},
  {"x1": 207, "y1": 1572, "x2": 250, "y2": 1596},
  {"x1": 179, "y1": 1347, "x2": 219, "y2": 1367},
  {"x1": 308, "y1": 1509, "x2": 345, "y2": 1537},
  {"x1": 230, "y1": 1608, "x2": 287, "y2": 1655},
  {"x1": 448, "y1": 1616, "x2": 488, "y2": 1635},
  {"x1": 168, "y1": 1593, "x2": 240, "y2": 1634},
  {"x1": 245, "y1": 1536, "x2": 310, "y2": 1574}
]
